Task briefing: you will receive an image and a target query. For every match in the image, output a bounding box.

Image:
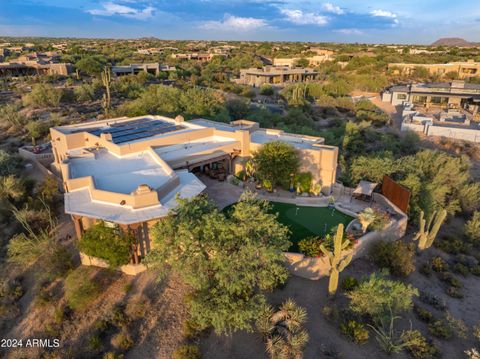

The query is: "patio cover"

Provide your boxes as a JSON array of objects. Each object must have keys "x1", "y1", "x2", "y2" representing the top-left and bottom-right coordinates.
[{"x1": 353, "y1": 180, "x2": 377, "y2": 197}]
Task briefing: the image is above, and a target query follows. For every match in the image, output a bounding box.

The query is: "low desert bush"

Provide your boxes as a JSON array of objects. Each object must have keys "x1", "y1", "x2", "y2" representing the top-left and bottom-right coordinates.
[
  {"x1": 340, "y1": 320, "x2": 369, "y2": 344},
  {"x1": 64, "y1": 267, "x2": 100, "y2": 311},
  {"x1": 341, "y1": 276, "x2": 359, "y2": 291},
  {"x1": 369, "y1": 241, "x2": 415, "y2": 277},
  {"x1": 419, "y1": 291, "x2": 447, "y2": 311},
  {"x1": 112, "y1": 331, "x2": 134, "y2": 351},
  {"x1": 87, "y1": 332, "x2": 103, "y2": 351},
  {"x1": 431, "y1": 257, "x2": 449, "y2": 272},
  {"x1": 420, "y1": 261, "x2": 433, "y2": 277},
  {"x1": 445, "y1": 286, "x2": 463, "y2": 298},
  {"x1": 401, "y1": 330, "x2": 438, "y2": 359},
  {"x1": 172, "y1": 344, "x2": 201, "y2": 359},
  {"x1": 453, "y1": 263, "x2": 469, "y2": 276},
  {"x1": 437, "y1": 271, "x2": 462, "y2": 288},
  {"x1": 428, "y1": 319, "x2": 453, "y2": 339},
  {"x1": 413, "y1": 304, "x2": 434, "y2": 323},
  {"x1": 45, "y1": 244, "x2": 74, "y2": 279},
  {"x1": 428, "y1": 312, "x2": 467, "y2": 340},
  {"x1": 298, "y1": 236, "x2": 323, "y2": 257}
]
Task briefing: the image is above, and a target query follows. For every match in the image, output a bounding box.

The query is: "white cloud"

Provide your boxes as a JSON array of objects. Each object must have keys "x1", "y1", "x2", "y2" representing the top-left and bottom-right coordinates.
[
  {"x1": 334, "y1": 28, "x2": 363, "y2": 35},
  {"x1": 87, "y1": 2, "x2": 155, "y2": 20},
  {"x1": 280, "y1": 9, "x2": 329, "y2": 26},
  {"x1": 370, "y1": 9, "x2": 397, "y2": 18},
  {"x1": 323, "y1": 3, "x2": 344, "y2": 15},
  {"x1": 370, "y1": 9, "x2": 399, "y2": 25},
  {"x1": 200, "y1": 14, "x2": 268, "y2": 31}
]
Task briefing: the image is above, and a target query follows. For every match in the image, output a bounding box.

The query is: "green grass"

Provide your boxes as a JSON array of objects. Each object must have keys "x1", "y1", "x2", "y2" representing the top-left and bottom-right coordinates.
[{"x1": 225, "y1": 201, "x2": 354, "y2": 252}]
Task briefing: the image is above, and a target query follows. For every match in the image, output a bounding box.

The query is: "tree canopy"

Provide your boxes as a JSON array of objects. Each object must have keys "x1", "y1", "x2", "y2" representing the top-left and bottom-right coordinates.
[
  {"x1": 145, "y1": 193, "x2": 291, "y2": 334},
  {"x1": 253, "y1": 141, "x2": 300, "y2": 188}
]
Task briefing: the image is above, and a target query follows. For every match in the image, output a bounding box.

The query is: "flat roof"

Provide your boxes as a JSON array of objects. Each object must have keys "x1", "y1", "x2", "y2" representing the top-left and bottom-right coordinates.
[
  {"x1": 69, "y1": 149, "x2": 170, "y2": 195},
  {"x1": 154, "y1": 136, "x2": 239, "y2": 165},
  {"x1": 250, "y1": 130, "x2": 321, "y2": 149},
  {"x1": 65, "y1": 170, "x2": 206, "y2": 224}
]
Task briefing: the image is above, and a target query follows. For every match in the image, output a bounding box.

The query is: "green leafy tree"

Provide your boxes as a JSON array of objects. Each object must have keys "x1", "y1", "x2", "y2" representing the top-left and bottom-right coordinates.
[
  {"x1": 78, "y1": 222, "x2": 133, "y2": 267},
  {"x1": 145, "y1": 193, "x2": 291, "y2": 334},
  {"x1": 348, "y1": 273, "x2": 418, "y2": 321},
  {"x1": 23, "y1": 83, "x2": 62, "y2": 108},
  {"x1": 253, "y1": 141, "x2": 300, "y2": 188},
  {"x1": 75, "y1": 55, "x2": 107, "y2": 75}
]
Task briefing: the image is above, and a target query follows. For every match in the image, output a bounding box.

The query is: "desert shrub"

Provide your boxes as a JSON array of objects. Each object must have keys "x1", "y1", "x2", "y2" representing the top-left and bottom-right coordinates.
[
  {"x1": 341, "y1": 276, "x2": 359, "y2": 291},
  {"x1": 413, "y1": 304, "x2": 433, "y2": 323},
  {"x1": 45, "y1": 244, "x2": 73, "y2": 279},
  {"x1": 23, "y1": 83, "x2": 63, "y2": 108},
  {"x1": 435, "y1": 236, "x2": 468, "y2": 255},
  {"x1": 87, "y1": 332, "x2": 102, "y2": 352},
  {"x1": 437, "y1": 271, "x2": 462, "y2": 288},
  {"x1": 103, "y1": 353, "x2": 124, "y2": 359},
  {"x1": 260, "y1": 84, "x2": 274, "y2": 96},
  {"x1": 322, "y1": 303, "x2": 340, "y2": 324},
  {"x1": 472, "y1": 265, "x2": 480, "y2": 276},
  {"x1": 347, "y1": 273, "x2": 418, "y2": 320},
  {"x1": 78, "y1": 222, "x2": 133, "y2": 267},
  {"x1": 419, "y1": 291, "x2": 447, "y2": 311},
  {"x1": 428, "y1": 319, "x2": 453, "y2": 339},
  {"x1": 35, "y1": 286, "x2": 54, "y2": 307},
  {"x1": 401, "y1": 330, "x2": 438, "y2": 359},
  {"x1": 368, "y1": 211, "x2": 390, "y2": 232},
  {"x1": 112, "y1": 331, "x2": 134, "y2": 351},
  {"x1": 111, "y1": 304, "x2": 130, "y2": 328},
  {"x1": 298, "y1": 236, "x2": 323, "y2": 257},
  {"x1": 473, "y1": 324, "x2": 480, "y2": 342},
  {"x1": 182, "y1": 319, "x2": 205, "y2": 339},
  {"x1": 370, "y1": 241, "x2": 415, "y2": 277},
  {"x1": 340, "y1": 320, "x2": 369, "y2": 344},
  {"x1": 431, "y1": 257, "x2": 449, "y2": 272},
  {"x1": 0, "y1": 278, "x2": 23, "y2": 302},
  {"x1": 64, "y1": 267, "x2": 99, "y2": 311},
  {"x1": 294, "y1": 172, "x2": 313, "y2": 193},
  {"x1": 445, "y1": 286, "x2": 463, "y2": 298},
  {"x1": 172, "y1": 344, "x2": 201, "y2": 359},
  {"x1": 465, "y1": 211, "x2": 480, "y2": 244},
  {"x1": 420, "y1": 262, "x2": 433, "y2": 277},
  {"x1": 453, "y1": 263, "x2": 469, "y2": 276}
]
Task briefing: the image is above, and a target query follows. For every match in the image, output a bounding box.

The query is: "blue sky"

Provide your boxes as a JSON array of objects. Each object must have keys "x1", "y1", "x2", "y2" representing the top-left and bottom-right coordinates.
[{"x1": 0, "y1": 0, "x2": 479, "y2": 44}]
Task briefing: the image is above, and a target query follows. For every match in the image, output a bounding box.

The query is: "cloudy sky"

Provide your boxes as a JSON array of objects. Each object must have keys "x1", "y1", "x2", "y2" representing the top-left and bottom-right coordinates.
[{"x1": 0, "y1": 0, "x2": 479, "y2": 44}]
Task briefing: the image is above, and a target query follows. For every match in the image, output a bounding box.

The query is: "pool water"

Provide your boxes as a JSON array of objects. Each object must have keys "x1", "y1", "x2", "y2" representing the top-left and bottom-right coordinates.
[{"x1": 224, "y1": 201, "x2": 354, "y2": 252}]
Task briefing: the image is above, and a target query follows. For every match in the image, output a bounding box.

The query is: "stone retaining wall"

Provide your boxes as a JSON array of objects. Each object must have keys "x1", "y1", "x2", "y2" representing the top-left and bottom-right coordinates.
[{"x1": 284, "y1": 193, "x2": 408, "y2": 280}]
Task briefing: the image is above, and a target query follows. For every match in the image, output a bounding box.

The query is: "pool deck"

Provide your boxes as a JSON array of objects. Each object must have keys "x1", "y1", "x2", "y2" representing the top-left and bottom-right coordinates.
[{"x1": 202, "y1": 175, "x2": 399, "y2": 216}]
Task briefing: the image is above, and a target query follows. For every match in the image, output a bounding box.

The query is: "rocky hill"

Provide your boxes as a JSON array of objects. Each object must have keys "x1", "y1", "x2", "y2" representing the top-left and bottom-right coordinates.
[{"x1": 431, "y1": 37, "x2": 480, "y2": 47}]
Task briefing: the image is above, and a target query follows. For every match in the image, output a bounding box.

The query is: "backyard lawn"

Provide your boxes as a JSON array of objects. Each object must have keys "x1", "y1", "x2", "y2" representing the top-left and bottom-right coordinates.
[{"x1": 225, "y1": 201, "x2": 354, "y2": 252}]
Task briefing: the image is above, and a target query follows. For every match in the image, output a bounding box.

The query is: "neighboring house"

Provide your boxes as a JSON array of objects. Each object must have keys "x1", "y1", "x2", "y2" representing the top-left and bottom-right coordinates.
[
  {"x1": 111, "y1": 63, "x2": 175, "y2": 77},
  {"x1": 399, "y1": 103, "x2": 480, "y2": 143},
  {"x1": 171, "y1": 53, "x2": 224, "y2": 61},
  {"x1": 51, "y1": 115, "x2": 338, "y2": 263},
  {"x1": 381, "y1": 81, "x2": 480, "y2": 117},
  {"x1": 273, "y1": 53, "x2": 334, "y2": 68},
  {"x1": 388, "y1": 60, "x2": 480, "y2": 79},
  {"x1": 0, "y1": 61, "x2": 73, "y2": 76},
  {"x1": 236, "y1": 66, "x2": 319, "y2": 87}
]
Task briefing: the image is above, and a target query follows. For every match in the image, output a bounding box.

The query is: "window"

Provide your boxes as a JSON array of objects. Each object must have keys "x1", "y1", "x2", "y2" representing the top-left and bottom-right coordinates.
[{"x1": 397, "y1": 94, "x2": 407, "y2": 100}]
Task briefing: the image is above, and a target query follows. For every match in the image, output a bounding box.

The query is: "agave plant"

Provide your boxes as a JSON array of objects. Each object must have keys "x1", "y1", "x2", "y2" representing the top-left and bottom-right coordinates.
[{"x1": 257, "y1": 299, "x2": 309, "y2": 359}]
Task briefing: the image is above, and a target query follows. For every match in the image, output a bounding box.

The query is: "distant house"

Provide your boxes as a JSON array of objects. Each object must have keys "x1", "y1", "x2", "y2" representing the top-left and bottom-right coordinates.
[
  {"x1": 111, "y1": 63, "x2": 175, "y2": 77},
  {"x1": 388, "y1": 60, "x2": 480, "y2": 79},
  {"x1": 0, "y1": 61, "x2": 72, "y2": 77},
  {"x1": 236, "y1": 66, "x2": 319, "y2": 87},
  {"x1": 171, "y1": 53, "x2": 224, "y2": 61},
  {"x1": 381, "y1": 80, "x2": 480, "y2": 116}
]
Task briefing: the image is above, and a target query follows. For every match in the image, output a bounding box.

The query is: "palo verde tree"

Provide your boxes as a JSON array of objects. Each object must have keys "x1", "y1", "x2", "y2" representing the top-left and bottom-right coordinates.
[
  {"x1": 413, "y1": 209, "x2": 447, "y2": 250},
  {"x1": 253, "y1": 141, "x2": 300, "y2": 189},
  {"x1": 144, "y1": 192, "x2": 291, "y2": 334},
  {"x1": 320, "y1": 223, "x2": 352, "y2": 295}
]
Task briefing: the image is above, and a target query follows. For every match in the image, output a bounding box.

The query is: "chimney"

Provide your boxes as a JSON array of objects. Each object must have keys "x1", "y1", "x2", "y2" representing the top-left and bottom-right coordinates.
[
  {"x1": 175, "y1": 115, "x2": 185, "y2": 123},
  {"x1": 100, "y1": 132, "x2": 113, "y2": 141}
]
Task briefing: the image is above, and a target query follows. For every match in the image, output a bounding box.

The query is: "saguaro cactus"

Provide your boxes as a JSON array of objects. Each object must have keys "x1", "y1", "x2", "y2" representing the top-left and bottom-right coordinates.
[
  {"x1": 413, "y1": 209, "x2": 447, "y2": 250},
  {"x1": 101, "y1": 66, "x2": 111, "y2": 116},
  {"x1": 320, "y1": 223, "x2": 353, "y2": 295}
]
